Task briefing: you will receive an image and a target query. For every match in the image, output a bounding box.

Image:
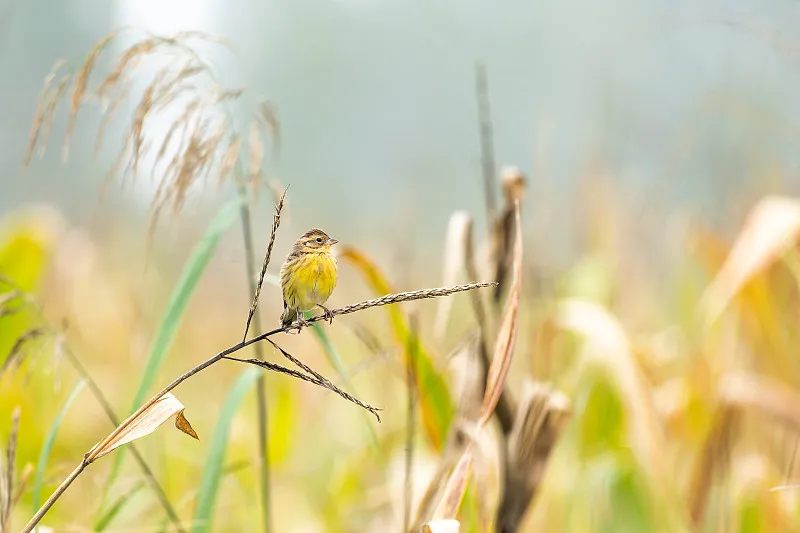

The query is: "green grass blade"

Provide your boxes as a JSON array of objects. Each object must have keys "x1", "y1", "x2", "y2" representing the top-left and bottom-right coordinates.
[
  {"x1": 100, "y1": 198, "x2": 242, "y2": 510},
  {"x1": 93, "y1": 481, "x2": 146, "y2": 531},
  {"x1": 32, "y1": 379, "x2": 86, "y2": 513},
  {"x1": 130, "y1": 197, "x2": 242, "y2": 413},
  {"x1": 192, "y1": 368, "x2": 261, "y2": 533}
]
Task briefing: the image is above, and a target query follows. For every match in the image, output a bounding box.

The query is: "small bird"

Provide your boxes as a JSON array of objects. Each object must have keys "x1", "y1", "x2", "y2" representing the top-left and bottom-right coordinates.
[{"x1": 279, "y1": 228, "x2": 339, "y2": 330}]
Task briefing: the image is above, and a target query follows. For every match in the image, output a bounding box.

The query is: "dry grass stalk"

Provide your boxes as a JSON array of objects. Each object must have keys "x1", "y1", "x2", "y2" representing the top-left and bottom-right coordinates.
[
  {"x1": 688, "y1": 405, "x2": 739, "y2": 527},
  {"x1": 243, "y1": 189, "x2": 286, "y2": 341},
  {"x1": 495, "y1": 381, "x2": 571, "y2": 533},
  {"x1": 491, "y1": 167, "x2": 526, "y2": 304},
  {"x1": 476, "y1": 62, "x2": 497, "y2": 223},
  {"x1": 23, "y1": 29, "x2": 280, "y2": 250},
  {"x1": 419, "y1": 203, "x2": 524, "y2": 529},
  {"x1": 1, "y1": 329, "x2": 44, "y2": 375},
  {"x1": 0, "y1": 406, "x2": 21, "y2": 533},
  {"x1": 403, "y1": 315, "x2": 419, "y2": 533}
]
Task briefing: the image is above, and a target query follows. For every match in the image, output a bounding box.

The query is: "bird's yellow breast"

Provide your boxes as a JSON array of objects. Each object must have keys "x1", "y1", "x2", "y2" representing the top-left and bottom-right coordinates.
[{"x1": 281, "y1": 252, "x2": 338, "y2": 312}]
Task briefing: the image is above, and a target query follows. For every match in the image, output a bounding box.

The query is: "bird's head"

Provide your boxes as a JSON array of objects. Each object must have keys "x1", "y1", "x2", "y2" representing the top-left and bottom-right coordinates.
[{"x1": 294, "y1": 228, "x2": 339, "y2": 253}]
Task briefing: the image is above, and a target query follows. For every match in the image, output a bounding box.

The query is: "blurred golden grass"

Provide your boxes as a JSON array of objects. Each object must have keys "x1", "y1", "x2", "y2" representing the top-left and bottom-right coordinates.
[{"x1": 7, "y1": 24, "x2": 800, "y2": 533}]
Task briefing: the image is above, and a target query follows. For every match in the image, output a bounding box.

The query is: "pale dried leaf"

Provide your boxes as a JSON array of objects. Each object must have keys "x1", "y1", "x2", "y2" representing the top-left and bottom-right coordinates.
[
  {"x1": 699, "y1": 195, "x2": 800, "y2": 322},
  {"x1": 434, "y1": 211, "x2": 472, "y2": 339},
  {"x1": 479, "y1": 201, "x2": 522, "y2": 426},
  {"x1": 432, "y1": 448, "x2": 473, "y2": 520},
  {"x1": 422, "y1": 520, "x2": 460, "y2": 533},
  {"x1": 175, "y1": 409, "x2": 199, "y2": 440},
  {"x1": 88, "y1": 393, "x2": 195, "y2": 461}
]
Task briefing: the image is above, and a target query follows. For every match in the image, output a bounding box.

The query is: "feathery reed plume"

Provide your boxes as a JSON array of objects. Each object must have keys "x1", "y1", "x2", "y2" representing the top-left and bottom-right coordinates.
[
  {"x1": 243, "y1": 189, "x2": 286, "y2": 341},
  {"x1": 495, "y1": 382, "x2": 571, "y2": 533},
  {"x1": 23, "y1": 29, "x2": 279, "y2": 250}
]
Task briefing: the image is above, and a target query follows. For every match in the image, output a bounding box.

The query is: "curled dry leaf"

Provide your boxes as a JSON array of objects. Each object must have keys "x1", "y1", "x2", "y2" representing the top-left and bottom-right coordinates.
[
  {"x1": 88, "y1": 393, "x2": 197, "y2": 461},
  {"x1": 434, "y1": 211, "x2": 473, "y2": 340},
  {"x1": 175, "y1": 410, "x2": 199, "y2": 440},
  {"x1": 422, "y1": 519, "x2": 461, "y2": 533},
  {"x1": 699, "y1": 195, "x2": 800, "y2": 323},
  {"x1": 480, "y1": 200, "x2": 522, "y2": 426}
]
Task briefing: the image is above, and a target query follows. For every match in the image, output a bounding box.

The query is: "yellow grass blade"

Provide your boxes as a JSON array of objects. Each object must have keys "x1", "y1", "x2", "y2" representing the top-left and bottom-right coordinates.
[
  {"x1": 339, "y1": 247, "x2": 454, "y2": 450},
  {"x1": 700, "y1": 195, "x2": 800, "y2": 323}
]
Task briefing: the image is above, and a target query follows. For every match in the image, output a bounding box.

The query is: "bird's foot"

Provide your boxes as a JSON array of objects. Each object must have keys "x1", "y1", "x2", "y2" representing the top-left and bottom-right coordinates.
[
  {"x1": 318, "y1": 305, "x2": 334, "y2": 325},
  {"x1": 293, "y1": 317, "x2": 311, "y2": 332}
]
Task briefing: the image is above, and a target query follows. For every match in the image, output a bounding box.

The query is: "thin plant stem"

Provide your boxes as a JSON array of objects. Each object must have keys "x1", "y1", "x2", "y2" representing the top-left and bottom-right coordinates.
[
  {"x1": 62, "y1": 347, "x2": 187, "y2": 533},
  {"x1": 476, "y1": 62, "x2": 496, "y2": 226},
  {"x1": 21, "y1": 281, "x2": 495, "y2": 533},
  {"x1": 236, "y1": 196, "x2": 273, "y2": 533},
  {"x1": 403, "y1": 315, "x2": 419, "y2": 533},
  {"x1": 0, "y1": 278, "x2": 186, "y2": 532}
]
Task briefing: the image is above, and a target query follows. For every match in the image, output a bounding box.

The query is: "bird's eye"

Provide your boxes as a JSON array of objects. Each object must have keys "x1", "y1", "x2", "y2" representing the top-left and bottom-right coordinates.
[{"x1": 316, "y1": 237, "x2": 323, "y2": 243}]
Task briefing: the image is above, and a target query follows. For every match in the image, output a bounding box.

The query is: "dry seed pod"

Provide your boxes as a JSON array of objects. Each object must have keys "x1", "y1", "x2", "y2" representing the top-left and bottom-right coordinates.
[{"x1": 496, "y1": 381, "x2": 571, "y2": 533}]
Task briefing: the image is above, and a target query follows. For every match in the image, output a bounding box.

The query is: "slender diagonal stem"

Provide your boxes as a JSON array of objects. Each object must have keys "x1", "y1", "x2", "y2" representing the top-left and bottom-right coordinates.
[
  {"x1": 236, "y1": 197, "x2": 272, "y2": 533},
  {"x1": 62, "y1": 347, "x2": 186, "y2": 533},
  {"x1": 0, "y1": 277, "x2": 186, "y2": 533}
]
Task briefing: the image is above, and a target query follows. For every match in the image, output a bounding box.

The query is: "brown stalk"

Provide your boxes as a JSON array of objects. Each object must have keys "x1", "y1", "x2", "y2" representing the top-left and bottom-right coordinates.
[
  {"x1": 242, "y1": 189, "x2": 286, "y2": 342},
  {"x1": 688, "y1": 405, "x2": 738, "y2": 527},
  {"x1": 1, "y1": 407, "x2": 20, "y2": 533},
  {"x1": 491, "y1": 168, "x2": 526, "y2": 304},
  {"x1": 420, "y1": 204, "x2": 523, "y2": 528},
  {"x1": 464, "y1": 211, "x2": 516, "y2": 434},
  {"x1": 495, "y1": 382, "x2": 571, "y2": 533},
  {"x1": 21, "y1": 281, "x2": 495, "y2": 533},
  {"x1": 475, "y1": 62, "x2": 497, "y2": 224}
]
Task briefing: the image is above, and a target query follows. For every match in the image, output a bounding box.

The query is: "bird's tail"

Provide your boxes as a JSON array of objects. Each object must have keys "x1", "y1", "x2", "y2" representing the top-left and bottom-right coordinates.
[{"x1": 280, "y1": 305, "x2": 297, "y2": 328}]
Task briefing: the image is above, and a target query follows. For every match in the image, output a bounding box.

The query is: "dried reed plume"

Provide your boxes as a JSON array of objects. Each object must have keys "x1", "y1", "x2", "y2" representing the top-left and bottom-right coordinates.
[{"x1": 23, "y1": 29, "x2": 280, "y2": 248}]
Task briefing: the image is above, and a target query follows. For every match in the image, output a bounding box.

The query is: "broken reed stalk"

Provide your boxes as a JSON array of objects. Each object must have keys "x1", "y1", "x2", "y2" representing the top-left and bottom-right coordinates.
[{"x1": 21, "y1": 281, "x2": 496, "y2": 533}]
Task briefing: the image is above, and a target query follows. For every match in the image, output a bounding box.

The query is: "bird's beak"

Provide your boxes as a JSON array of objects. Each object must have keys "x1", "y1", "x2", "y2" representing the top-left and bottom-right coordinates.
[{"x1": 327, "y1": 238, "x2": 339, "y2": 246}]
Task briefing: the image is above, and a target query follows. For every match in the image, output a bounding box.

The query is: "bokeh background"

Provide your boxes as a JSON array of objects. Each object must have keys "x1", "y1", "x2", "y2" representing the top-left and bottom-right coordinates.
[{"x1": 3, "y1": 0, "x2": 800, "y2": 532}]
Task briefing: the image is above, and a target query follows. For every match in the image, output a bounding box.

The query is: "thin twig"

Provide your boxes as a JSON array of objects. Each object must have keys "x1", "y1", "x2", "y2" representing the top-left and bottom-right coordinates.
[
  {"x1": 21, "y1": 281, "x2": 496, "y2": 533},
  {"x1": 476, "y1": 62, "x2": 497, "y2": 225},
  {"x1": 1, "y1": 407, "x2": 20, "y2": 533},
  {"x1": 403, "y1": 315, "x2": 419, "y2": 533},
  {"x1": 264, "y1": 338, "x2": 382, "y2": 421},
  {"x1": 236, "y1": 186, "x2": 281, "y2": 533},
  {"x1": 243, "y1": 188, "x2": 286, "y2": 342}
]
